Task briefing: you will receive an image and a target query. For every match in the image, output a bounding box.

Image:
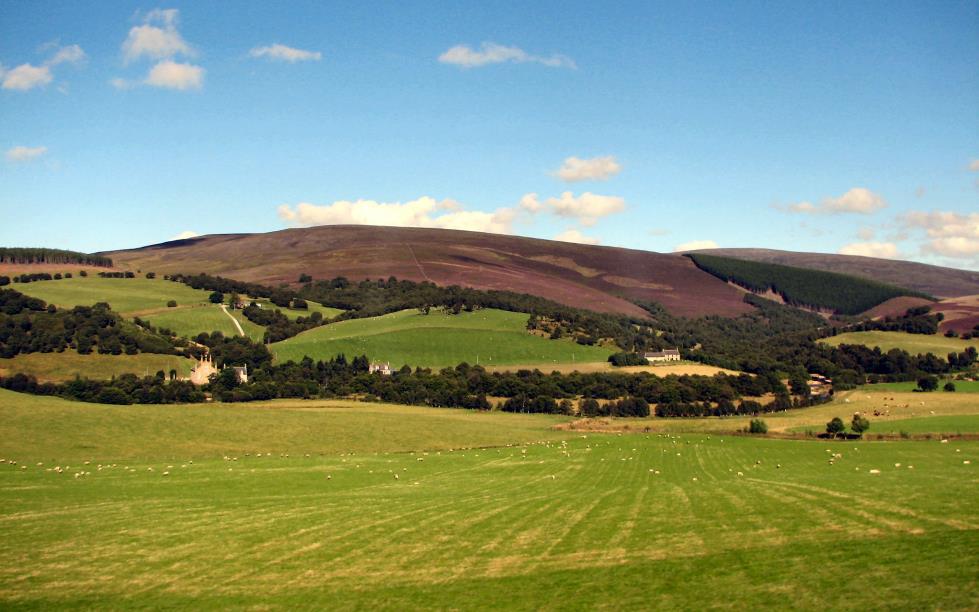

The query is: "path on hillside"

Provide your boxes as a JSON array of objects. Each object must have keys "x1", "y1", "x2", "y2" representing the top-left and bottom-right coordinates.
[
  {"x1": 220, "y1": 305, "x2": 246, "y2": 337},
  {"x1": 406, "y1": 244, "x2": 433, "y2": 282}
]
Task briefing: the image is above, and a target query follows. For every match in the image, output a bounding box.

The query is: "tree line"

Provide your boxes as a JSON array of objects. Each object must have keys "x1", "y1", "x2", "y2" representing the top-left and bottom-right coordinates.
[{"x1": 0, "y1": 247, "x2": 113, "y2": 267}]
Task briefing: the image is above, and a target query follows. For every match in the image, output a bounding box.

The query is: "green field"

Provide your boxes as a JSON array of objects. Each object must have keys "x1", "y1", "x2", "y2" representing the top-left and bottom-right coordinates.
[
  {"x1": 253, "y1": 298, "x2": 343, "y2": 321},
  {"x1": 271, "y1": 308, "x2": 616, "y2": 367},
  {"x1": 11, "y1": 276, "x2": 214, "y2": 315},
  {"x1": 0, "y1": 351, "x2": 195, "y2": 381},
  {"x1": 143, "y1": 304, "x2": 266, "y2": 342},
  {"x1": 820, "y1": 330, "x2": 978, "y2": 356},
  {"x1": 0, "y1": 389, "x2": 977, "y2": 609},
  {"x1": 861, "y1": 379, "x2": 979, "y2": 393},
  {"x1": 867, "y1": 414, "x2": 979, "y2": 434}
]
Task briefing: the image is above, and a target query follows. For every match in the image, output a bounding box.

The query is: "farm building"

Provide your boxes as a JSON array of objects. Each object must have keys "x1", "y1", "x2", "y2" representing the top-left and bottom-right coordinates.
[
  {"x1": 644, "y1": 349, "x2": 681, "y2": 363},
  {"x1": 231, "y1": 365, "x2": 249, "y2": 384},
  {"x1": 369, "y1": 362, "x2": 393, "y2": 376}
]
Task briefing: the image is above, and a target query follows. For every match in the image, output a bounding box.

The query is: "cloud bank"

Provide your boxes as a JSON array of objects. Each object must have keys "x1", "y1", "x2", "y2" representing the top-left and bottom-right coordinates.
[{"x1": 784, "y1": 187, "x2": 887, "y2": 215}]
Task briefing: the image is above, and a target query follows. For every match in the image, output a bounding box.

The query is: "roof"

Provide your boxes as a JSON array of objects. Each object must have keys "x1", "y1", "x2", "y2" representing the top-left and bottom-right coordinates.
[{"x1": 644, "y1": 349, "x2": 680, "y2": 357}]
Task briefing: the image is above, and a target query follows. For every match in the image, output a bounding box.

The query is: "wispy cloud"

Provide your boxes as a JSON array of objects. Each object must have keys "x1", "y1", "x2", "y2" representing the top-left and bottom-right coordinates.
[
  {"x1": 249, "y1": 44, "x2": 321, "y2": 62},
  {"x1": 1, "y1": 43, "x2": 86, "y2": 91},
  {"x1": 439, "y1": 42, "x2": 575, "y2": 69},
  {"x1": 115, "y1": 9, "x2": 204, "y2": 92},
  {"x1": 554, "y1": 156, "x2": 621, "y2": 182},
  {"x1": 781, "y1": 187, "x2": 887, "y2": 215},
  {"x1": 5, "y1": 145, "x2": 48, "y2": 162},
  {"x1": 144, "y1": 60, "x2": 204, "y2": 90}
]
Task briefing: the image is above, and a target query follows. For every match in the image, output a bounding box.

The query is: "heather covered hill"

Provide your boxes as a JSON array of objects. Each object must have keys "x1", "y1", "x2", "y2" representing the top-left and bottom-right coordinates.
[
  {"x1": 688, "y1": 248, "x2": 979, "y2": 298},
  {"x1": 105, "y1": 226, "x2": 755, "y2": 319}
]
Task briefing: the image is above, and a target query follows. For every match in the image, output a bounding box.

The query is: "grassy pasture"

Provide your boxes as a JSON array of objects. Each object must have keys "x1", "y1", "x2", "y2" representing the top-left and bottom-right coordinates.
[
  {"x1": 0, "y1": 351, "x2": 195, "y2": 382},
  {"x1": 866, "y1": 414, "x2": 979, "y2": 434},
  {"x1": 252, "y1": 298, "x2": 343, "y2": 321},
  {"x1": 820, "y1": 330, "x2": 977, "y2": 356},
  {"x1": 11, "y1": 276, "x2": 214, "y2": 315},
  {"x1": 862, "y1": 379, "x2": 979, "y2": 393},
  {"x1": 0, "y1": 389, "x2": 976, "y2": 609},
  {"x1": 271, "y1": 308, "x2": 615, "y2": 368},
  {"x1": 142, "y1": 304, "x2": 266, "y2": 341}
]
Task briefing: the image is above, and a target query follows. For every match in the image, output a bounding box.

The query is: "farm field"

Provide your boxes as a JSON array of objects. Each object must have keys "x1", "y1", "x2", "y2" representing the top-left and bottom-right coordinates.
[
  {"x1": 252, "y1": 298, "x2": 343, "y2": 321},
  {"x1": 820, "y1": 330, "x2": 977, "y2": 356},
  {"x1": 0, "y1": 351, "x2": 195, "y2": 382},
  {"x1": 866, "y1": 414, "x2": 979, "y2": 434},
  {"x1": 862, "y1": 379, "x2": 979, "y2": 393},
  {"x1": 0, "y1": 389, "x2": 976, "y2": 609},
  {"x1": 483, "y1": 361, "x2": 738, "y2": 376},
  {"x1": 567, "y1": 389, "x2": 979, "y2": 436},
  {"x1": 142, "y1": 304, "x2": 265, "y2": 342},
  {"x1": 11, "y1": 276, "x2": 213, "y2": 315},
  {"x1": 271, "y1": 308, "x2": 615, "y2": 368}
]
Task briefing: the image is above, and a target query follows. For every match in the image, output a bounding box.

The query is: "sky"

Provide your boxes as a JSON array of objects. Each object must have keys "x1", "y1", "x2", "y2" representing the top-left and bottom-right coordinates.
[{"x1": 1, "y1": 1, "x2": 977, "y2": 270}]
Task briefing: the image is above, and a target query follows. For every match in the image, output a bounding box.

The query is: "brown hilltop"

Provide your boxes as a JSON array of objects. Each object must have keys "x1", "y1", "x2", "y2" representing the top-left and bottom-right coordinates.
[{"x1": 105, "y1": 225, "x2": 754, "y2": 318}]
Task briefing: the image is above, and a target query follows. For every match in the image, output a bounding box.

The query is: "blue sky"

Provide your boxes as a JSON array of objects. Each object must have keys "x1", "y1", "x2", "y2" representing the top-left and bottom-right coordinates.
[{"x1": 1, "y1": 1, "x2": 977, "y2": 269}]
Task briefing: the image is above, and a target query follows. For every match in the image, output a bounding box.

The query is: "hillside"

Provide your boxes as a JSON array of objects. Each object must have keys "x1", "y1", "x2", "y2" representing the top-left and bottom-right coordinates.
[
  {"x1": 687, "y1": 248, "x2": 979, "y2": 298},
  {"x1": 104, "y1": 226, "x2": 754, "y2": 319},
  {"x1": 271, "y1": 308, "x2": 615, "y2": 368}
]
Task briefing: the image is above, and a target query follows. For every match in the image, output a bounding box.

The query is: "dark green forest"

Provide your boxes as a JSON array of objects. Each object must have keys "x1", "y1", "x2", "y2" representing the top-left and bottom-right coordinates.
[
  {"x1": 685, "y1": 253, "x2": 930, "y2": 315},
  {"x1": 0, "y1": 247, "x2": 112, "y2": 267}
]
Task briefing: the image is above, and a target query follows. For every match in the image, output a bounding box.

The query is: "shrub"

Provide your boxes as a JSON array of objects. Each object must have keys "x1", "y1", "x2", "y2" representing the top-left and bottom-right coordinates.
[
  {"x1": 917, "y1": 375, "x2": 939, "y2": 392},
  {"x1": 298, "y1": 273, "x2": 312, "y2": 283},
  {"x1": 748, "y1": 418, "x2": 768, "y2": 434},
  {"x1": 167, "y1": 300, "x2": 177, "y2": 308},
  {"x1": 146, "y1": 272, "x2": 156, "y2": 279},
  {"x1": 943, "y1": 382, "x2": 956, "y2": 392},
  {"x1": 209, "y1": 291, "x2": 224, "y2": 304},
  {"x1": 79, "y1": 270, "x2": 87, "y2": 277},
  {"x1": 826, "y1": 417, "x2": 846, "y2": 437},
  {"x1": 851, "y1": 414, "x2": 870, "y2": 436}
]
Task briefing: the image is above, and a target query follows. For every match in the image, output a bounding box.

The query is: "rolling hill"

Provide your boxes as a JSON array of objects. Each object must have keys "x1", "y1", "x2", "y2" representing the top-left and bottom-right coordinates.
[
  {"x1": 687, "y1": 248, "x2": 979, "y2": 298},
  {"x1": 103, "y1": 226, "x2": 756, "y2": 319}
]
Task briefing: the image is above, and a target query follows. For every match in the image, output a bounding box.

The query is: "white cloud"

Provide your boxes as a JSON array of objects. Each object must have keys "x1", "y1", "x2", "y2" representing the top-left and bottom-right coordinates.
[
  {"x1": 2, "y1": 63, "x2": 52, "y2": 90},
  {"x1": 785, "y1": 187, "x2": 887, "y2": 215},
  {"x1": 838, "y1": 242, "x2": 901, "y2": 259},
  {"x1": 554, "y1": 229, "x2": 600, "y2": 245},
  {"x1": 122, "y1": 9, "x2": 193, "y2": 63},
  {"x1": 1, "y1": 42, "x2": 86, "y2": 91},
  {"x1": 673, "y1": 240, "x2": 719, "y2": 252},
  {"x1": 969, "y1": 159, "x2": 979, "y2": 172},
  {"x1": 900, "y1": 210, "x2": 979, "y2": 260},
  {"x1": 5, "y1": 145, "x2": 48, "y2": 162},
  {"x1": 438, "y1": 42, "x2": 575, "y2": 69},
  {"x1": 171, "y1": 230, "x2": 200, "y2": 240},
  {"x1": 277, "y1": 196, "x2": 517, "y2": 234},
  {"x1": 544, "y1": 192, "x2": 625, "y2": 226},
  {"x1": 518, "y1": 193, "x2": 542, "y2": 213},
  {"x1": 48, "y1": 44, "x2": 86, "y2": 66},
  {"x1": 554, "y1": 156, "x2": 621, "y2": 182},
  {"x1": 249, "y1": 44, "x2": 322, "y2": 62},
  {"x1": 144, "y1": 60, "x2": 204, "y2": 90}
]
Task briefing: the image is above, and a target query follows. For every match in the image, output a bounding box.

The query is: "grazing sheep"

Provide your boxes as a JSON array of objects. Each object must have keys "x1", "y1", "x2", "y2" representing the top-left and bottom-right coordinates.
[{"x1": 869, "y1": 469, "x2": 880, "y2": 474}]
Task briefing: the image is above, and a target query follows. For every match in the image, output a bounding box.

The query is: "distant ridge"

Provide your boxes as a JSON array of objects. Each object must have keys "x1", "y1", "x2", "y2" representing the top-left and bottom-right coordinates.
[
  {"x1": 686, "y1": 248, "x2": 979, "y2": 298},
  {"x1": 105, "y1": 225, "x2": 755, "y2": 319}
]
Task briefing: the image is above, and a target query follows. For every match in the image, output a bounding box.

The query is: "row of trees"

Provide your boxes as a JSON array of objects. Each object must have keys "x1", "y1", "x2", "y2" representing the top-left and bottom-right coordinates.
[
  {"x1": 832, "y1": 305, "x2": 943, "y2": 335},
  {"x1": 0, "y1": 247, "x2": 112, "y2": 267},
  {"x1": 0, "y1": 372, "x2": 205, "y2": 405}
]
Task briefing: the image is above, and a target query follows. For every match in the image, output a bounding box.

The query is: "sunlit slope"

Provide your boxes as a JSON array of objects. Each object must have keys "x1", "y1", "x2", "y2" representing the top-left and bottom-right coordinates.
[{"x1": 271, "y1": 308, "x2": 615, "y2": 368}]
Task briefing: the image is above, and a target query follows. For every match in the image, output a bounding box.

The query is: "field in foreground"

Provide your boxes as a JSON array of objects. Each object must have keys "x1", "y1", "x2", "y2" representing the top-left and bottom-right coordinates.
[
  {"x1": 1, "y1": 390, "x2": 977, "y2": 610},
  {"x1": 271, "y1": 308, "x2": 615, "y2": 368},
  {"x1": 820, "y1": 330, "x2": 977, "y2": 356}
]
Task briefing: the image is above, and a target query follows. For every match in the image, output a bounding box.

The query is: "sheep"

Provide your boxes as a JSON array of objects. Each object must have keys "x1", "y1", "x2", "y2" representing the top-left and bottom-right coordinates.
[{"x1": 869, "y1": 469, "x2": 880, "y2": 474}]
